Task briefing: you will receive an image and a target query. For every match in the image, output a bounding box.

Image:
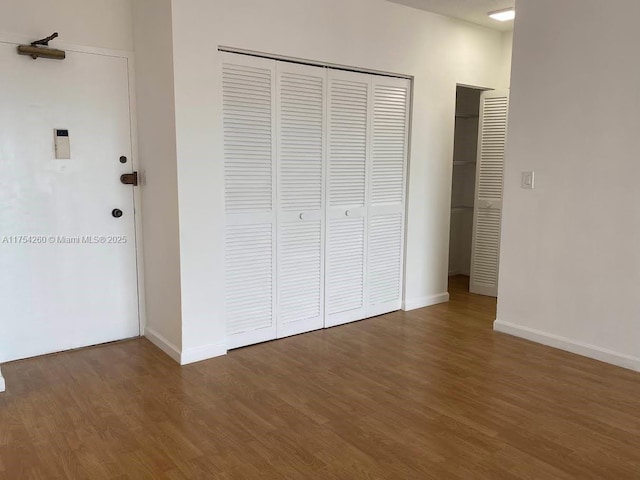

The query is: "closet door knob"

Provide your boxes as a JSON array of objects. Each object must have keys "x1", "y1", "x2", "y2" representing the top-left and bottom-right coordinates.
[
  {"x1": 299, "y1": 213, "x2": 305, "y2": 220},
  {"x1": 345, "y1": 210, "x2": 351, "y2": 217}
]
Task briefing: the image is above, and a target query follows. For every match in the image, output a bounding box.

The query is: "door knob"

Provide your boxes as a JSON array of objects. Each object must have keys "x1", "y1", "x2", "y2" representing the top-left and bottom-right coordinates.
[
  {"x1": 112, "y1": 209, "x2": 123, "y2": 218},
  {"x1": 345, "y1": 210, "x2": 351, "y2": 217},
  {"x1": 299, "y1": 213, "x2": 305, "y2": 220}
]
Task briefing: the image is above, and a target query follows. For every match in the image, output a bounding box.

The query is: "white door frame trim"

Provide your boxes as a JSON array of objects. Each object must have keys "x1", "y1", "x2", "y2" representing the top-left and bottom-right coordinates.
[{"x1": 0, "y1": 32, "x2": 147, "y2": 346}]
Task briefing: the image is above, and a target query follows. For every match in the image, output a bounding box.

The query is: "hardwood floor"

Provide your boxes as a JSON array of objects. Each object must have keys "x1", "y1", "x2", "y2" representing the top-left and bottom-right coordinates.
[{"x1": 2, "y1": 276, "x2": 640, "y2": 479}]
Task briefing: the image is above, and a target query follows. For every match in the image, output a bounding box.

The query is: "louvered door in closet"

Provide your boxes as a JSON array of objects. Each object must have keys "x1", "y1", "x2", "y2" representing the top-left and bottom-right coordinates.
[
  {"x1": 222, "y1": 54, "x2": 278, "y2": 349},
  {"x1": 470, "y1": 90, "x2": 509, "y2": 297},
  {"x1": 276, "y1": 62, "x2": 326, "y2": 338},
  {"x1": 222, "y1": 52, "x2": 411, "y2": 348},
  {"x1": 366, "y1": 76, "x2": 410, "y2": 316},
  {"x1": 325, "y1": 72, "x2": 411, "y2": 326},
  {"x1": 325, "y1": 70, "x2": 370, "y2": 327}
]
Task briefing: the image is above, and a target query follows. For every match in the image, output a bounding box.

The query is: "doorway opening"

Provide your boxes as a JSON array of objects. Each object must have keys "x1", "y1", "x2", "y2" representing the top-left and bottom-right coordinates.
[
  {"x1": 448, "y1": 84, "x2": 510, "y2": 298},
  {"x1": 448, "y1": 85, "x2": 482, "y2": 294}
]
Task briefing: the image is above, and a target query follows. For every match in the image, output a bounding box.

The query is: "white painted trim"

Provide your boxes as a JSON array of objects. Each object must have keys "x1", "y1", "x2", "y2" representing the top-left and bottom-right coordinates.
[
  {"x1": 0, "y1": 32, "x2": 134, "y2": 59},
  {"x1": 0, "y1": 366, "x2": 5, "y2": 393},
  {"x1": 144, "y1": 327, "x2": 181, "y2": 364},
  {"x1": 448, "y1": 269, "x2": 471, "y2": 277},
  {"x1": 401, "y1": 79, "x2": 415, "y2": 313},
  {"x1": 125, "y1": 55, "x2": 147, "y2": 337},
  {"x1": 180, "y1": 342, "x2": 227, "y2": 365},
  {"x1": 402, "y1": 292, "x2": 450, "y2": 311},
  {"x1": 145, "y1": 328, "x2": 228, "y2": 365},
  {"x1": 494, "y1": 320, "x2": 640, "y2": 373}
]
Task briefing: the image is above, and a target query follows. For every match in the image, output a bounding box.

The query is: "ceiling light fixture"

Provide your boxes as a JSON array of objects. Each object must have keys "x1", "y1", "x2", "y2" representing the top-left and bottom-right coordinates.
[{"x1": 488, "y1": 8, "x2": 515, "y2": 21}]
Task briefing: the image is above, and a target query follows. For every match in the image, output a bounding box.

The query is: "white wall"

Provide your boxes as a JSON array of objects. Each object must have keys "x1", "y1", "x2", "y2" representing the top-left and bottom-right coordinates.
[
  {"x1": 496, "y1": 0, "x2": 640, "y2": 371},
  {"x1": 132, "y1": 0, "x2": 183, "y2": 358},
  {"x1": 169, "y1": 0, "x2": 510, "y2": 355},
  {"x1": 499, "y1": 31, "x2": 513, "y2": 90},
  {"x1": 0, "y1": 0, "x2": 133, "y2": 51},
  {"x1": 0, "y1": 0, "x2": 512, "y2": 365}
]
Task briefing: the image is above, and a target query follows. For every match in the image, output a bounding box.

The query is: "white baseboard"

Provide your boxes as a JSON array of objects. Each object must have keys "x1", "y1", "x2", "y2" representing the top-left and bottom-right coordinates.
[
  {"x1": 145, "y1": 327, "x2": 181, "y2": 363},
  {"x1": 494, "y1": 320, "x2": 640, "y2": 373},
  {"x1": 448, "y1": 270, "x2": 470, "y2": 277},
  {"x1": 145, "y1": 327, "x2": 227, "y2": 366},
  {"x1": 0, "y1": 366, "x2": 5, "y2": 393},
  {"x1": 402, "y1": 292, "x2": 450, "y2": 311},
  {"x1": 180, "y1": 342, "x2": 227, "y2": 365}
]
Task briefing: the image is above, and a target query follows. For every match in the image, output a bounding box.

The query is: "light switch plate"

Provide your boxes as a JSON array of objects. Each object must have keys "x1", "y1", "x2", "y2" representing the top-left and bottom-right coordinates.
[{"x1": 521, "y1": 171, "x2": 535, "y2": 189}]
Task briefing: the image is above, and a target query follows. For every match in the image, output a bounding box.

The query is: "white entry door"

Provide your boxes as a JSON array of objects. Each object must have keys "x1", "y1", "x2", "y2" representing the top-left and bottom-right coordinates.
[{"x1": 0, "y1": 43, "x2": 139, "y2": 362}]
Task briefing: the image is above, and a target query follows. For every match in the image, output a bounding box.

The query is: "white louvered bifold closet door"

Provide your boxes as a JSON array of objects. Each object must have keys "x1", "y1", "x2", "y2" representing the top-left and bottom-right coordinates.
[
  {"x1": 470, "y1": 90, "x2": 509, "y2": 297},
  {"x1": 222, "y1": 52, "x2": 412, "y2": 347},
  {"x1": 276, "y1": 62, "x2": 326, "y2": 338},
  {"x1": 366, "y1": 76, "x2": 410, "y2": 317},
  {"x1": 325, "y1": 69, "x2": 370, "y2": 328},
  {"x1": 222, "y1": 53, "x2": 278, "y2": 348}
]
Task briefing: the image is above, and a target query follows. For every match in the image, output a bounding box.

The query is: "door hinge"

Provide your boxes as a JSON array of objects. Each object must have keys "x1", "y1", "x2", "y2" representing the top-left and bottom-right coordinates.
[{"x1": 120, "y1": 172, "x2": 138, "y2": 186}]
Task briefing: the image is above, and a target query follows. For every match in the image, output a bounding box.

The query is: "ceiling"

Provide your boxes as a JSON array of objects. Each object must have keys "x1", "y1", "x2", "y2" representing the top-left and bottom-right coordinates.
[{"x1": 386, "y1": 0, "x2": 515, "y2": 31}]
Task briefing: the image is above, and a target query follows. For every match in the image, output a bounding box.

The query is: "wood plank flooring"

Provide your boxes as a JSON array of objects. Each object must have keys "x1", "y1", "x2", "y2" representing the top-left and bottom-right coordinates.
[{"x1": 1, "y1": 276, "x2": 640, "y2": 479}]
